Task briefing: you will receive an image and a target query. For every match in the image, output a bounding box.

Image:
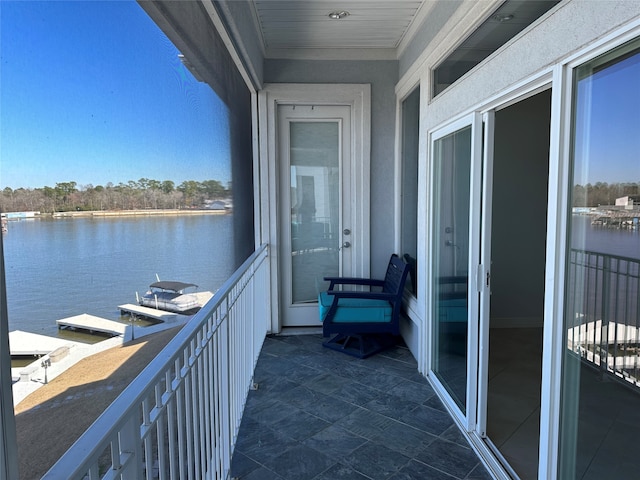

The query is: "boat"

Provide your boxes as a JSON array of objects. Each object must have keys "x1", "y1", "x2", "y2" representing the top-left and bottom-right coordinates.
[{"x1": 138, "y1": 280, "x2": 201, "y2": 314}]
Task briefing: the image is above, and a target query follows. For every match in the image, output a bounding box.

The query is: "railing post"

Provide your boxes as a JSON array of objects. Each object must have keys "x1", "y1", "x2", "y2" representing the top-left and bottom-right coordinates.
[{"x1": 600, "y1": 255, "x2": 611, "y2": 375}]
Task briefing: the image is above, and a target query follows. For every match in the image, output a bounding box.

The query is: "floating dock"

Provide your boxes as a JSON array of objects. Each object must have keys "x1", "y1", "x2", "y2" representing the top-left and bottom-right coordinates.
[
  {"x1": 119, "y1": 304, "x2": 179, "y2": 322},
  {"x1": 119, "y1": 291, "x2": 214, "y2": 322},
  {"x1": 9, "y1": 330, "x2": 76, "y2": 357},
  {"x1": 56, "y1": 313, "x2": 129, "y2": 336}
]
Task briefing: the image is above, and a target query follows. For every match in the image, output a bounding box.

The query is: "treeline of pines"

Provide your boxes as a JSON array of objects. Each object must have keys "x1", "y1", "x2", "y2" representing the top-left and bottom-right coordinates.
[
  {"x1": 572, "y1": 182, "x2": 640, "y2": 207},
  {"x1": 0, "y1": 179, "x2": 230, "y2": 213}
]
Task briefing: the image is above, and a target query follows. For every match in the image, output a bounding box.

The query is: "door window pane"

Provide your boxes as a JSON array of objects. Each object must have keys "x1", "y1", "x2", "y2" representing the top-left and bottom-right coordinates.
[
  {"x1": 289, "y1": 122, "x2": 340, "y2": 304},
  {"x1": 401, "y1": 87, "x2": 420, "y2": 295},
  {"x1": 560, "y1": 38, "x2": 640, "y2": 478},
  {"x1": 432, "y1": 126, "x2": 472, "y2": 411}
]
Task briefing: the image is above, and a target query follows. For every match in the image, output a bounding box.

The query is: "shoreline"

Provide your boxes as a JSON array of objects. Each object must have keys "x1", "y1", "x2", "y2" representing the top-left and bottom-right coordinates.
[{"x1": 12, "y1": 208, "x2": 230, "y2": 219}]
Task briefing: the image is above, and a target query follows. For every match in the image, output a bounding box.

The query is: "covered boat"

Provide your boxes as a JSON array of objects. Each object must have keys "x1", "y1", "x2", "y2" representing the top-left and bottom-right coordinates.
[{"x1": 139, "y1": 281, "x2": 201, "y2": 313}]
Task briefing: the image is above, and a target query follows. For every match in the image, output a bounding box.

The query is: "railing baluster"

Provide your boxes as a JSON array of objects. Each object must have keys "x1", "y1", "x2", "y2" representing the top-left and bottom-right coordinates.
[
  {"x1": 42, "y1": 245, "x2": 269, "y2": 480},
  {"x1": 567, "y1": 248, "x2": 640, "y2": 390}
]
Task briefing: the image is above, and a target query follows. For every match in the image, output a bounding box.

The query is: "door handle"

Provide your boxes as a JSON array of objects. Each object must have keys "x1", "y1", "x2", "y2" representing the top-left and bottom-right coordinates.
[{"x1": 342, "y1": 241, "x2": 351, "y2": 249}]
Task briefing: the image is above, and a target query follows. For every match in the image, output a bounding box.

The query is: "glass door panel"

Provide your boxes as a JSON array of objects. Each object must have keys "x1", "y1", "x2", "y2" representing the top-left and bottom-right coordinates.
[
  {"x1": 289, "y1": 121, "x2": 340, "y2": 304},
  {"x1": 432, "y1": 125, "x2": 472, "y2": 412},
  {"x1": 560, "y1": 38, "x2": 640, "y2": 479}
]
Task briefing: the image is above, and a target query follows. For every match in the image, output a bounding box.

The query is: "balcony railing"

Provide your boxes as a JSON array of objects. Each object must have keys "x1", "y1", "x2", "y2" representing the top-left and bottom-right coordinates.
[
  {"x1": 566, "y1": 249, "x2": 640, "y2": 387},
  {"x1": 44, "y1": 244, "x2": 270, "y2": 479}
]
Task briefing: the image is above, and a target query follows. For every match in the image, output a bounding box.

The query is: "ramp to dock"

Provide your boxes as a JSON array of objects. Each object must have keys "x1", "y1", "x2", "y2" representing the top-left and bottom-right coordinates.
[{"x1": 57, "y1": 314, "x2": 129, "y2": 336}]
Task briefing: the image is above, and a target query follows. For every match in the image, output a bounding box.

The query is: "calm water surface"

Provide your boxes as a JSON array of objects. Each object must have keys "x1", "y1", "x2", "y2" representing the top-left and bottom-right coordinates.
[{"x1": 3, "y1": 214, "x2": 235, "y2": 338}]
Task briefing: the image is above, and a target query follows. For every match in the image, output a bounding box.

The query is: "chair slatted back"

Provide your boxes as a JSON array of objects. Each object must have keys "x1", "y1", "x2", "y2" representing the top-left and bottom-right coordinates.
[{"x1": 382, "y1": 254, "x2": 409, "y2": 298}]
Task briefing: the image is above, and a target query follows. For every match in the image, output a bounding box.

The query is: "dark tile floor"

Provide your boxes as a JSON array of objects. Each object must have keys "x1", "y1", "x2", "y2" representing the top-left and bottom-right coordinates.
[{"x1": 231, "y1": 334, "x2": 492, "y2": 480}]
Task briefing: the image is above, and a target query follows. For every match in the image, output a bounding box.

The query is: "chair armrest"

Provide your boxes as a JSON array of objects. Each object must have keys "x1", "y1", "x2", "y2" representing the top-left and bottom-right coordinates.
[
  {"x1": 326, "y1": 291, "x2": 394, "y2": 302},
  {"x1": 323, "y1": 276, "x2": 385, "y2": 290}
]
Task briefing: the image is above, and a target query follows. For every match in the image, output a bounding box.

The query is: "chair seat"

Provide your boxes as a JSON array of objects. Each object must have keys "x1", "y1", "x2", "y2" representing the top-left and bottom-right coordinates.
[{"x1": 318, "y1": 292, "x2": 392, "y2": 323}]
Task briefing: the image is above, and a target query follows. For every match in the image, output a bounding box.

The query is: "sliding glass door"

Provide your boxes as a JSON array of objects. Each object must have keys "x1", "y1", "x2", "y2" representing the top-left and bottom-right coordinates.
[
  {"x1": 559, "y1": 37, "x2": 640, "y2": 479},
  {"x1": 430, "y1": 115, "x2": 482, "y2": 421}
]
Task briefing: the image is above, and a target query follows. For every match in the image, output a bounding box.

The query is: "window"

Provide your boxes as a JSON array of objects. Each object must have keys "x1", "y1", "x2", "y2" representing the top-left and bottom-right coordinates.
[
  {"x1": 433, "y1": 0, "x2": 560, "y2": 97},
  {"x1": 560, "y1": 37, "x2": 640, "y2": 479},
  {"x1": 401, "y1": 87, "x2": 420, "y2": 295}
]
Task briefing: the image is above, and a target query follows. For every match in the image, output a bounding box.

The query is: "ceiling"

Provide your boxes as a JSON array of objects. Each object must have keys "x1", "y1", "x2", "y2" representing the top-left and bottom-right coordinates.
[
  {"x1": 250, "y1": 1, "x2": 432, "y2": 57},
  {"x1": 248, "y1": 1, "x2": 561, "y2": 62}
]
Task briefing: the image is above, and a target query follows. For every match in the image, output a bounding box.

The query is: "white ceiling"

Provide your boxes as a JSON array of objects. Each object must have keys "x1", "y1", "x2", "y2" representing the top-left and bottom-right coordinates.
[
  {"x1": 250, "y1": 1, "x2": 432, "y2": 58},
  {"x1": 248, "y1": 1, "x2": 561, "y2": 62}
]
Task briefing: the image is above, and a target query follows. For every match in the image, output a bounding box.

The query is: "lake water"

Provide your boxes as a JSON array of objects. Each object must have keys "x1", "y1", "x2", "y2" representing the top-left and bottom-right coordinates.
[
  {"x1": 2, "y1": 213, "x2": 637, "y2": 340},
  {"x1": 2, "y1": 214, "x2": 236, "y2": 339},
  {"x1": 571, "y1": 214, "x2": 640, "y2": 258}
]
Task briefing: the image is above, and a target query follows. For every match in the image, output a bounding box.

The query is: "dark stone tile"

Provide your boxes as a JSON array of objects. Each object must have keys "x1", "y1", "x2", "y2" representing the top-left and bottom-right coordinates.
[
  {"x1": 330, "y1": 381, "x2": 384, "y2": 406},
  {"x1": 370, "y1": 422, "x2": 437, "y2": 458},
  {"x1": 240, "y1": 466, "x2": 285, "y2": 480},
  {"x1": 349, "y1": 369, "x2": 406, "y2": 393},
  {"x1": 285, "y1": 385, "x2": 358, "y2": 422},
  {"x1": 440, "y1": 424, "x2": 469, "y2": 448},
  {"x1": 365, "y1": 392, "x2": 420, "y2": 421},
  {"x1": 263, "y1": 444, "x2": 335, "y2": 480},
  {"x1": 339, "y1": 408, "x2": 398, "y2": 439},
  {"x1": 467, "y1": 463, "x2": 493, "y2": 479},
  {"x1": 423, "y1": 393, "x2": 448, "y2": 413},
  {"x1": 230, "y1": 451, "x2": 260, "y2": 478},
  {"x1": 270, "y1": 407, "x2": 331, "y2": 441},
  {"x1": 245, "y1": 398, "x2": 296, "y2": 426},
  {"x1": 387, "y1": 378, "x2": 436, "y2": 404},
  {"x1": 252, "y1": 376, "x2": 299, "y2": 398},
  {"x1": 283, "y1": 363, "x2": 323, "y2": 384},
  {"x1": 238, "y1": 425, "x2": 298, "y2": 465},
  {"x1": 315, "y1": 463, "x2": 372, "y2": 479},
  {"x1": 389, "y1": 459, "x2": 458, "y2": 480},
  {"x1": 414, "y1": 439, "x2": 479, "y2": 479},
  {"x1": 303, "y1": 425, "x2": 368, "y2": 459},
  {"x1": 304, "y1": 372, "x2": 352, "y2": 394},
  {"x1": 400, "y1": 405, "x2": 454, "y2": 436},
  {"x1": 343, "y1": 443, "x2": 411, "y2": 480}
]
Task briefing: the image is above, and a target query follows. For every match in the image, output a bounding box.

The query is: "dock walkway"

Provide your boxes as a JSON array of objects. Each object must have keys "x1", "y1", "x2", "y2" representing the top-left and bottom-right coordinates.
[
  {"x1": 56, "y1": 314, "x2": 132, "y2": 336},
  {"x1": 9, "y1": 330, "x2": 78, "y2": 357},
  {"x1": 118, "y1": 304, "x2": 179, "y2": 322}
]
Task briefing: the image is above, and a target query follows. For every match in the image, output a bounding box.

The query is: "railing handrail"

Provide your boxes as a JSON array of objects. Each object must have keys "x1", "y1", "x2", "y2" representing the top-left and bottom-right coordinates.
[
  {"x1": 44, "y1": 243, "x2": 269, "y2": 478},
  {"x1": 570, "y1": 248, "x2": 640, "y2": 268}
]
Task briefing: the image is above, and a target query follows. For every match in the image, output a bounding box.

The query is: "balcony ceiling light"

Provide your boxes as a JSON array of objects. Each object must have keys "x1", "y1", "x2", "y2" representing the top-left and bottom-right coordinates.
[
  {"x1": 328, "y1": 11, "x2": 350, "y2": 20},
  {"x1": 493, "y1": 13, "x2": 514, "y2": 23}
]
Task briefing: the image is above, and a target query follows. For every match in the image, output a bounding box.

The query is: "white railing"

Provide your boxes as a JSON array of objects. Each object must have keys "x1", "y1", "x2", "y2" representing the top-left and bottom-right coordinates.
[{"x1": 44, "y1": 244, "x2": 269, "y2": 479}]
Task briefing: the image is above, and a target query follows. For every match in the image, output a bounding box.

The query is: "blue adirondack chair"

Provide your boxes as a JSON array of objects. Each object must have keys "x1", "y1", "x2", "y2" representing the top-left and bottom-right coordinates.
[{"x1": 318, "y1": 254, "x2": 410, "y2": 358}]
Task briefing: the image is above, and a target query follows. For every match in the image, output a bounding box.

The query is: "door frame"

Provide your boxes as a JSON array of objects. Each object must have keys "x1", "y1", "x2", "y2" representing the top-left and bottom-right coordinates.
[{"x1": 258, "y1": 84, "x2": 371, "y2": 333}]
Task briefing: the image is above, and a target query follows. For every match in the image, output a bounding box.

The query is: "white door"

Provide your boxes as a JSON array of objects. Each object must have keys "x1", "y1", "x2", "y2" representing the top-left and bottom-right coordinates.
[{"x1": 278, "y1": 104, "x2": 355, "y2": 327}]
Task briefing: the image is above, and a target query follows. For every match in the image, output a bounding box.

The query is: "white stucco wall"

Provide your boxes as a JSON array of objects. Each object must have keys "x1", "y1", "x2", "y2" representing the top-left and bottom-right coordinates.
[{"x1": 416, "y1": 0, "x2": 640, "y2": 131}]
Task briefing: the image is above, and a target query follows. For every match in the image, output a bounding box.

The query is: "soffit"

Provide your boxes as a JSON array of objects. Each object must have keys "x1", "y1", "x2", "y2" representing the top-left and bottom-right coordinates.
[{"x1": 250, "y1": 0, "x2": 432, "y2": 59}]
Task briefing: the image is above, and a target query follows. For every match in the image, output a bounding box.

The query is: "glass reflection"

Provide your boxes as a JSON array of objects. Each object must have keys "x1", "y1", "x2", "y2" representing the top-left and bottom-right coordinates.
[
  {"x1": 432, "y1": 126, "x2": 471, "y2": 411},
  {"x1": 289, "y1": 122, "x2": 340, "y2": 304},
  {"x1": 560, "y1": 39, "x2": 640, "y2": 478}
]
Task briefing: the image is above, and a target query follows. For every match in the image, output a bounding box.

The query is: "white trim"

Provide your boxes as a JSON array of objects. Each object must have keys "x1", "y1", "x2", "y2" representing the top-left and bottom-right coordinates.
[
  {"x1": 476, "y1": 110, "x2": 495, "y2": 440},
  {"x1": 259, "y1": 84, "x2": 371, "y2": 330}
]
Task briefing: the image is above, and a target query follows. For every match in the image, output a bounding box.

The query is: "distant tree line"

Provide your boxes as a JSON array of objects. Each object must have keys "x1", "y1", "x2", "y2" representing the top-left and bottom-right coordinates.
[
  {"x1": 573, "y1": 182, "x2": 639, "y2": 207},
  {"x1": 0, "y1": 178, "x2": 230, "y2": 213}
]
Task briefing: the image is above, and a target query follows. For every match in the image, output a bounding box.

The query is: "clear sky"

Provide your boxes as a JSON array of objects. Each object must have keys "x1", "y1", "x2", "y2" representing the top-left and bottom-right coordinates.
[
  {"x1": 0, "y1": 0, "x2": 232, "y2": 190},
  {"x1": 573, "y1": 48, "x2": 640, "y2": 186}
]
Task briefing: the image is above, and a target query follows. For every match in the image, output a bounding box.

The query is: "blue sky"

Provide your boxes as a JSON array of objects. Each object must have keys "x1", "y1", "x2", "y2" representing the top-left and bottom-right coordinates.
[
  {"x1": 573, "y1": 49, "x2": 640, "y2": 186},
  {"x1": 0, "y1": 0, "x2": 231, "y2": 190}
]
